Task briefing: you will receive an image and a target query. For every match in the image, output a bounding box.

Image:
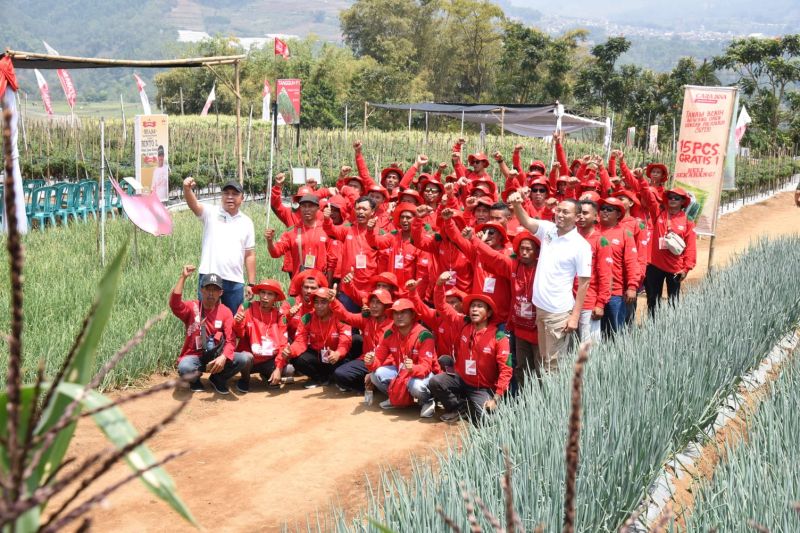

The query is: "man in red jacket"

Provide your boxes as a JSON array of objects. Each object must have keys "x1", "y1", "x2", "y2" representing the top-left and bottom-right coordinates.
[
  {"x1": 597, "y1": 197, "x2": 640, "y2": 334},
  {"x1": 232, "y1": 279, "x2": 290, "y2": 391},
  {"x1": 470, "y1": 230, "x2": 541, "y2": 387},
  {"x1": 576, "y1": 200, "x2": 613, "y2": 344},
  {"x1": 171, "y1": 266, "x2": 247, "y2": 395},
  {"x1": 323, "y1": 196, "x2": 380, "y2": 312},
  {"x1": 639, "y1": 185, "x2": 698, "y2": 317},
  {"x1": 365, "y1": 203, "x2": 420, "y2": 287},
  {"x1": 265, "y1": 194, "x2": 334, "y2": 280},
  {"x1": 429, "y1": 272, "x2": 513, "y2": 423},
  {"x1": 282, "y1": 288, "x2": 353, "y2": 388},
  {"x1": 364, "y1": 299, "x2": 438, "y2": 417}
]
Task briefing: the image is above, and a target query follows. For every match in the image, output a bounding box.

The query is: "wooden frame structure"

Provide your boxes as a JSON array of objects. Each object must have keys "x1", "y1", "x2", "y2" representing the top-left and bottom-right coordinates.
[{"x1": 2, "y1": 48, "x2": 248, "y2": 183}]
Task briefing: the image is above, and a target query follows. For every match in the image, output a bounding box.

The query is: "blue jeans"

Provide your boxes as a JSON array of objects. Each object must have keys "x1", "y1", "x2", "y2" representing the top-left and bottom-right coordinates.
[
  {"x1": 336, "y1": 291, "x2": 362, "y2": 314},
  {"x1": 602, "y1": 295, "x2": 627, "y2": 336},
  {"x1": 177, "y1": 352, "x2": 250, "y2": 381},
  {"x1": 198, "y1": 277, "x2": 244, "y2": 316},
  {"x1": 370, "y1": 365, "x2": 398, "y2": 394},
  {"x1": 370, "y1": 365, "x2": 432, "y2": 402}
]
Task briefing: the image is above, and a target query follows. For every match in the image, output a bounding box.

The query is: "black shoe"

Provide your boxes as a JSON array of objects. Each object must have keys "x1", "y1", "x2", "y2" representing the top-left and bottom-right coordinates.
[
  {"x1": 209, "y1": 374, "x2": 230, "y2": 395},
  {"x1": 189, "y1": 379, "x2": 205, "y2": 392},
  {"x1": 236, "y1": 378, "x2": 250, "y2": 393}
]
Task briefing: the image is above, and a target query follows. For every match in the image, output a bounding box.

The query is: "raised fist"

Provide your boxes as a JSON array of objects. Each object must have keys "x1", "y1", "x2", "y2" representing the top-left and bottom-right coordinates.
[
  {"x1": 353, "y1": 140, "x2": 363, "y2": 152},
  {"x1": 183, "y1": 176, "x2": 196, "y2": 189},
  {"x1": 264, "y1": 228, "x2": 276, "y2": 242},
  {"x1": 275, "y1": 172, "x2": 286, "y2": 185}
]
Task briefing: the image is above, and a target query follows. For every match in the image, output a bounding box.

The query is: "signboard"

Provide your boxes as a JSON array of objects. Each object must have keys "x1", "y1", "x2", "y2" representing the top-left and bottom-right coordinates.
[
  {"x1": 291, "y1": 167, "x2": 322, "y2": 185},
  {"x1": 276, "y1": 79, "x2": 301, "y2": 125},
  {"x1": 673, "y1": 86, "x2": 737, "y2": 235},
  {"x1": 134, "y1": 114, "x2": 169, "y2": 201},
  {"x1": 648, "y1": 125, "x2": 659, "y2": 154},
  {"x1": 626, "y1": 127, "x2": 636, "y2": 148}
]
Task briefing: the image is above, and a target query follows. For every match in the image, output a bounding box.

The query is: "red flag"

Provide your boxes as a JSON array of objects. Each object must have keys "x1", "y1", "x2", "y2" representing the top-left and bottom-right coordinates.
[
  {"x1": 200, "y1": 84, "x2": 216, "y2": 116},
  {"x1": 42, "y1": 42, "x2": 77, "y2": 109},
  {"x1": 133, "y1": 73, "x2": 152, "y2": 115},
  {"x1": 274, "y1": 38, "x2": 290, "y2": 59},
  {"x1": 34, "y1": 69, "x2": 53, "y2": 116}
]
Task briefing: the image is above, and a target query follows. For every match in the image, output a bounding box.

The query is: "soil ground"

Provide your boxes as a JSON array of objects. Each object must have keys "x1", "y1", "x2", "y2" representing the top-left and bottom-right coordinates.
[{"x1": 64, "y1": 191, "x2": 800, "y2": 532}]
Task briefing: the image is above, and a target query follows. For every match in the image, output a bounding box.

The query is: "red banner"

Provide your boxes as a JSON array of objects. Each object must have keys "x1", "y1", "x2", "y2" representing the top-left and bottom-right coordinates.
[
  {"x1": 34, "y1": 69, "x2": 53, "y2": 116},
  {"x1": 274, "y1": 38, "x2": 290, "y2": 59},
  {"x1": 276, "y1": 79, "x2": 301, "y2": 125}
]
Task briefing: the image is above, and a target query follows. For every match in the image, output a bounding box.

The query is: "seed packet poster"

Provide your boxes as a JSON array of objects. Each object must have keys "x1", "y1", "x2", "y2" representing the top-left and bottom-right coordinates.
[
  {"x1": 276, "y1": 79, "x2": 301, "y2": 125},
  {"x1": 134, "y1": 114, "x2": 169, "y2": 201}
]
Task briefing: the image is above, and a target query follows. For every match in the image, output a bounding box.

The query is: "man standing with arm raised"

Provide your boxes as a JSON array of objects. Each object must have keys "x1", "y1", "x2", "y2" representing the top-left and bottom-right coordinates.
[
  {"x1": 183, "y1": 176, "x2": 256, "y2": 315},
  {"x1": 507, "y1": 193, "x2": 592, "y2": 373}
]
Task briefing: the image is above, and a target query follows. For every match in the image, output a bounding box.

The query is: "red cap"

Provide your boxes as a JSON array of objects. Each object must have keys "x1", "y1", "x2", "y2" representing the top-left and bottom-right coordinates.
[
  {"x1": 579, "y1": 191, "x2": 601, "y2": 203},
  {"x1": 467, "y1": 152, "x2": 490, "y2": 166},
  {"x1": 476, "y1": 222, "x2": 508, "y2": 243},
  {"x1": 528, "y1": 160, "x2": 547, "y2": 174},
  {"x1": 292, "y1": 186, "x2": 315, "y2": 202},
  {"x1": 391, "y1": 298, "x2": 416, "y2": 314},
  {"x1": 444, "y1": 288, "x2": 466, "y2": 301},
  {"x1": 473, "y1": 197, "x2": 494, "y2": 210},
  {"x1": 368, "y1": 288, "x2": 394, "y2": 306},
  {"x1": 472, "y1": 176, "x2": 498, "y2": 196},
  {"x1": 288, "y1": 269, "x2": 328, "y2": 297},
  {"x1": 392, "y1": 202, "x2": 417, "y2": 229},
  {"x1": 599, "y1": 197, "x2": 627, "y2": 218},
  {"x1": 381, "y1": 164, "x2": 404, "y2": 182},
  {"x1": 645, "y1": 163, "x2": 670, "y2": 183},
  {"x1": 666, "y1": 187, "x2": 691, "y2": 208},
  {"x1": 310, "y1": 287, "x2": 331, "y2": 300},
  {"x1": 612, "y1": 189, "x2": 640, "y2": 207},
  {"x1": 367, "y1": 184, "x2": 390, "y2": 201},
  {"x1": 369, "y1": 272, "x2": 399, "y2": 291},
  {"x1": 252, "y1": 279, "x2": 286, "y2": 301},
  {"x1": 512, "y1": 231, "x2": 540, "y2": 256},
  {"x1": 463, "y1": 293, "x2": 497, "y2": 316},
  {"x1": 419, "y1": 176, "x2": 444, "y2": 192},
  {"x1": 398, "y1": 189, "x2": 422, "y2": 205},
  {"x1": 582, "y1": 179, "x2": 600, "y2": 191}
]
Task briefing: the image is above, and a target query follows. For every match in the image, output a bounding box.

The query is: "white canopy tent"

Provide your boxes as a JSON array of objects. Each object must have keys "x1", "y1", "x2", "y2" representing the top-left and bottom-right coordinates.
[{"x1": 368, "y1": 102, "x2": 608, "y2": 137}]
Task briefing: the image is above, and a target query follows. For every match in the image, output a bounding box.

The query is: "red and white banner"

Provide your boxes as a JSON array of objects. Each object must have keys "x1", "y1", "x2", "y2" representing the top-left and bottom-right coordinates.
[
  {"x1": 33, "y1": 69, "x2": 53, "y2": 116},
  {"x1": 133, "y1": 73, "x2": 152, "y2": 115},
  {"x1": 42, "y1": 41, "x2": 77, "y2": 109},
  {"x1": 110, "y1": 179, "x2": 173, "y2": 236},
  {"x1": 734, "y1": 105, "x2": 752, "y2": 146},
  {"x1": 200, "y1": 84, "x2": 215, "y2": 116},
  {"x1": 626, "y1": 127, "x2": 636, "y2": 148},
  {"x1": 274, "y1": 38, "x2": 290, "y2": 59},
  {"x1": 261, "y1": 78, "x2": 271, "y2": 121},
  {"x1": 673, "y1": 85, "x2": 737, "y2": 235},
  {"x1": 276, "y1": 78, "x2": 301, "y2": 125}
]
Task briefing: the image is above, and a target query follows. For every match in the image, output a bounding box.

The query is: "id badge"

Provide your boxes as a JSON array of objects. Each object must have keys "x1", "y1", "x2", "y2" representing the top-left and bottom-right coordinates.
[
  {"x1": 520, "y1": 300, "x2": 534, "y2": 319},
  {"x1": 194, "y1": 334, "x2": 202, "y2": 350},
  {"x1": 446, "y1": 270, "x2": 457, "y2": 286},
  {"x1": 483, "y1": 277, "x2": 496, "y2": 294},
  {"x1": 214, "y1": 320, "x2": 222, "y2": 329},
  {"x1": 394, "y1": 254, "x2": 404, "y2": 269},
  {"x1": 658, "y1": 237, "x2": 667, "y2": 250},
  {"x1": 465, "y1": 359, "x2": 477, "y2": 376},
  {"x1": 304, "y1": 254, "x2": 316, "y2": 269},
  {"x1": 261, "y1": 336, "x2": 274, "y2": 356},
  {"x1": 320, "y1": 347, "x2": 330, "y2": 363},
  {"x1": 355, "y1": 253, "x2": 367, "y2": 269}
]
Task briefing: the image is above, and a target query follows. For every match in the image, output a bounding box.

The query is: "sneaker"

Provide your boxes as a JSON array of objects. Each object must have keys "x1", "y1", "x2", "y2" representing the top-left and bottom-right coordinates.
[
  {"x1": 336, "y1": 384, "x2": 348, "y2": 392},
  {"x1": 440, "y1": 410, "x2": 462, "y2": 422},
  {"x1": 189, "y1": 379, "x2": 205, "y2": 392},
  {"x1": 379, "y1": 399, "x2": 395, "y2": 410},
  {"x1": 303, "y1": 381, "x2": 320, "y2": 389},
  {"x1": 209, "y1": 374, "x2": 230, "y2": 395},
  {"x1": 236, "y1": 378, "x2": 250, "y2": 393},
  {"x1": 420, "y1": 399, "x2": 436, "y2": 418}
]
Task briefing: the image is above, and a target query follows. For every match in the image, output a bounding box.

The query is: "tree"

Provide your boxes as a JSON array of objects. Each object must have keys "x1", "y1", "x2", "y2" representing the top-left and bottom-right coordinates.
[
  {"x1": 574, "y1": 36, "x2": 632, "y2": 115},
  {"x1": 714, "y1": 35, "x2": 800, "y2": 146}
]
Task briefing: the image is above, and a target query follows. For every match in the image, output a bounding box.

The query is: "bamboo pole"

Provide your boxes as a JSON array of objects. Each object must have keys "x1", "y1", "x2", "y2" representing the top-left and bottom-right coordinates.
[{"x1": 235, "y1": 60, "x2": 243, "y2": 185}]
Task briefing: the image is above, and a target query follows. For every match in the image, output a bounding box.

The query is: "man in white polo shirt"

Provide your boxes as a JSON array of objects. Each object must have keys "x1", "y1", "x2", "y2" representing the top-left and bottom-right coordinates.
[
  {"x1": 183, "y1": 177, "x2": 256, "y2": 315},
  {"x1": 507, "y1": 193, "x2": 591, "y2": 374}
]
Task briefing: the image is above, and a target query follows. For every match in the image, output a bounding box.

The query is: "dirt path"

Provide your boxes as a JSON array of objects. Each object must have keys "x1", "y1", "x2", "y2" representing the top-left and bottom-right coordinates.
[{"x1": 67, "y1": 191, "x2": 799, "y2": 532}]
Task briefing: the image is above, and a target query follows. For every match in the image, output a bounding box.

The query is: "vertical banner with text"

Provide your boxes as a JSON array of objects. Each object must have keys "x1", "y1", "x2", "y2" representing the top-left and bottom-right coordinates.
[
  {"x1": 648, "y1": 125, "x2": 659, "y2": 154},
  {"x1": 134, "y1": 114, "x2": 170, "y2": 201},
  {"x1": 276, "y1": 79, "x2": 301, "y2": 125},
  {"x1": 673, "y1": 85, "x2": 737, "y2": 235},
  {"x1": 626, "y1": 127, "x2": 636, "y2": 148}
]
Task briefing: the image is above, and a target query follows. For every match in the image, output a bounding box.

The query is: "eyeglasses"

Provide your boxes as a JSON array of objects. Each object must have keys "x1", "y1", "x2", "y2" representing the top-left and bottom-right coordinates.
[
  {"x1": 530, "y1": 188, "x2": 548, "y2": 193},
  {"x1": 599, "y1": 205, "x2": 619, "y2": 212}
]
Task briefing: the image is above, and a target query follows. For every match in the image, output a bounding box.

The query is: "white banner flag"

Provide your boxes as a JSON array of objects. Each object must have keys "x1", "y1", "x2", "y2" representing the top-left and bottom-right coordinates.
[
  {"x1": 42, "y1": 41, "x2": 77, "y2": 109},
  {"x1": 133, "y1": 73, "x2": 152, "y2": 115},
  {"x1": 33, "y1": 69, "x2": 54, "y2": 116},
  {"x1": 200, "y1": 84, "x2": 216, "y2": 116},
  {"x1": 734, "y1": 105, "x2": 752, "y2": 146}
]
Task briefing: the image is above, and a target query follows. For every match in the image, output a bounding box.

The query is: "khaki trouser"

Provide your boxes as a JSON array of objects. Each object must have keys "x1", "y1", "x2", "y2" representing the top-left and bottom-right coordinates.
[{"x1": 535, "y1": 307, "x2": 572, "y2": 374}]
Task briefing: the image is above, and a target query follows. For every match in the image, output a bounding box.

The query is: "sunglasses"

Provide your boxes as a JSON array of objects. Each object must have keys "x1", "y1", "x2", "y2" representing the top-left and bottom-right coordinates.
[
  {"x1": 667, "y1": 195, "x2": 683, "y2": 201},
  {"x1": 484, "y1": 228, "x2": 498, "y2": 235},
  {"x1": 530, "y1": 187, "x2": 548, "y2": 193},
  {"x1": 423, "y1": 187, "x2": 440, "y2": 193},
  {"x1": 599, "y1": 205, "x2": 620, "y2": 212}
]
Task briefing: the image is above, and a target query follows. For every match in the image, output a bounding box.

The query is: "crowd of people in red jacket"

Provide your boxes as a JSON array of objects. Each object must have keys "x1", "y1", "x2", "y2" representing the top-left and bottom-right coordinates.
[{"x1": 170, "y1": 133, "x2": 697, "y2": 423}]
